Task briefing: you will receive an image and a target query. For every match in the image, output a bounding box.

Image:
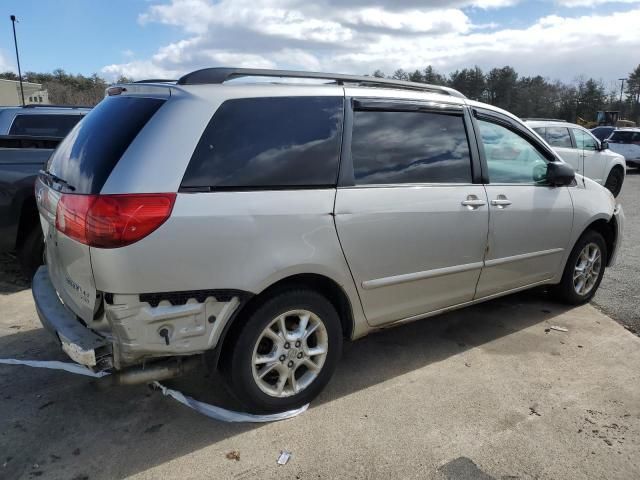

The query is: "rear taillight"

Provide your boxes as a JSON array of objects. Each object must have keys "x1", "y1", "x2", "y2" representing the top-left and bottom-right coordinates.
[{"x1": 56, "y1": 193, "x2": 176, "y2": 248}]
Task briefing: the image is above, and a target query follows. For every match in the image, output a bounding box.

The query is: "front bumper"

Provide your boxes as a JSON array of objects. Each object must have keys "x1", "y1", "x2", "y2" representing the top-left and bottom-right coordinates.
[
  {"x1": 609, "y1": 204, "x2": 624, "y2": 267},
  {"x1": 32, "y1": 266, "x2": 111, "y2": 367}
]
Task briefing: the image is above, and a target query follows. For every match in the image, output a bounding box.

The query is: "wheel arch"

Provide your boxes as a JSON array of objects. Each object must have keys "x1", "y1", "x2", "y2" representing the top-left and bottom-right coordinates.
[
  {"x1": 581, "y1": 217, "x2": 618, "y2": 267},
  {"x1": 210, "y1": 272, "x2": 356, "y2": 372}
]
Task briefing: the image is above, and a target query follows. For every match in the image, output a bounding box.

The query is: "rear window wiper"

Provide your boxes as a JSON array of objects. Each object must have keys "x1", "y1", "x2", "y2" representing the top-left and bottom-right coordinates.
[{"x1": 41, "y1": 170, "x2": 76, "y2": 192}]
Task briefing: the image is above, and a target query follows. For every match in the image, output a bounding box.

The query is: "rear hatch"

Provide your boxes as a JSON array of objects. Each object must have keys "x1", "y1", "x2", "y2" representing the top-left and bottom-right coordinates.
[{"x1": 36, "y1": 95, "x2": 167, "y2": 323}]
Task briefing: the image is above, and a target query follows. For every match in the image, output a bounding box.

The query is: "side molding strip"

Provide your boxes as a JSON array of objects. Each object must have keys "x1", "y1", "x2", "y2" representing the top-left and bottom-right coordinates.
[
  {"x1": 484, "y1": 248, "x2": 564, "y2": 268},
  {"x1": 361, "y1": 261, "x2": 483, "y2": 290}
]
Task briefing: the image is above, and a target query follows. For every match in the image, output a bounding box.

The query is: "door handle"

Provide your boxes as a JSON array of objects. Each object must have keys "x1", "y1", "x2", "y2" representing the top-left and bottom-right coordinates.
[
  {"x1": 490, "y1": 195, "x2": 512, "y2": 208},
  {"x1": 461, "y1": 195, "x2": 486, "y2": 209}
]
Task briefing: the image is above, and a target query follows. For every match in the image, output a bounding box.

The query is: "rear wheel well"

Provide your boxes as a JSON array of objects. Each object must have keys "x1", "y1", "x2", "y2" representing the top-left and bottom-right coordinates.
[
  {"x1": 215, "y1": 274, "x2": 355, "y2": 372},
  {"x1": 583, "y1": 218, "x2": 616, "y2": 266}
]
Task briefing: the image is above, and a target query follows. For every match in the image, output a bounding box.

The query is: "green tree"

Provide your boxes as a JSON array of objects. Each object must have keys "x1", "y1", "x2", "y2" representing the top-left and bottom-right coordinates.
[
  {"x1": 423, "y1": 66, "x2": 446, "y2": 85},
  {"x1": 626, "y1": 64, "x2": 640, "y2": 122},
  {"x1": 486, "y1": 66, "x2": 518, "y2": 111},
  {"x1": 408, "y1": 69, "x2": 424, "y2": 83},
  {"x1": 577, "y1": 78, "x2": 606, "y2": 122},
  {"x1": 448, "y1": 66, "x2": 485, "y2": 101},
  {"x1": 391, "y1": 69, "x2": 409, "y2": 81}
]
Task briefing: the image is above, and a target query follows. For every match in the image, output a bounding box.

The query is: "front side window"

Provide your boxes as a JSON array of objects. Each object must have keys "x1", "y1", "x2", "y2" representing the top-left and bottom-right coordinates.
[
  {"x1": 572, "y1": 129, "x2": 598, "y2": 151},
  {"x1": 545, "y1": 127, "x2": 572, "y2": 148},
  {"x1": 350, "y1": 110, "x2": 472, "y2": 185},
  {"x1": 181, "y1": 96, "x2": 343, "y2": 189},
  {"x1": 478, "y1": 119, "x2": 548, "y2": 184}
]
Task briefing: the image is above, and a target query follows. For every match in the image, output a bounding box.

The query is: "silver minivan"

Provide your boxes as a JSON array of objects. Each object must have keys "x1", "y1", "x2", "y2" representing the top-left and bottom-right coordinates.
[{"x1": 33, "y1": 68, "x2": 624, "y2": 412}]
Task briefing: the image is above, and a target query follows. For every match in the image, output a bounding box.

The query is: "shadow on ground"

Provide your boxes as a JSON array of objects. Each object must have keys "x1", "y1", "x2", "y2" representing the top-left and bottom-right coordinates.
[
  {"x1": 0, "y1": 286, "x2": 571, "y2": 479},
  {"x1": 0, "y1": 253, "x2": 29, "y2": 295}
]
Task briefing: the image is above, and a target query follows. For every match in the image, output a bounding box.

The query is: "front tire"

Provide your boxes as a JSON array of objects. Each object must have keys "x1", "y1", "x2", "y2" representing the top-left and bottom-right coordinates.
[
  {"x1": 226, "y1": 289, "x2": 342, "y2": 413},
  {"x1": 551, "y1": 230, "x2": 606, "y2": 305},
  {"x1": 604, "y1": 167, "x2": 624, "y2": 197}
]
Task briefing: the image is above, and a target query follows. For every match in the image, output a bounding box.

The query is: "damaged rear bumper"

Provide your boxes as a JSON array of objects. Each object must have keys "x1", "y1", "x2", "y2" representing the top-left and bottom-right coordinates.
[
  {"x1": 32, "y1": 266, "x2": 248, "y2": 370},
  {"x1": 32, "y1": 266, "x2": 111, "y2": 368}
]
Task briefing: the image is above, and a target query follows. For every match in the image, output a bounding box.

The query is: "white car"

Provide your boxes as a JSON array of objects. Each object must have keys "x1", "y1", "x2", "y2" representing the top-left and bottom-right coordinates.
[
  {"x1": 606, "y1": 128, "x2": 640, "y2": 169},
  {"x1": 526, "y1": 120, "x2": 626, "y2": 197}
]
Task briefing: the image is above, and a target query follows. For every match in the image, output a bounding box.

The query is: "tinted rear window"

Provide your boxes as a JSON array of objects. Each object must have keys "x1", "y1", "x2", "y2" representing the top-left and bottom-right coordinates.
[
  {"x1": 48, "y1": 96, "x2": 164, "y2": 194},
  {"x1": 9, "y1": 114, "x2": 84, "y2": 137},
  {"x1": 181, "y1": 96, "x2": 343, "y2": 189},
  {"x1": 351, "y1": 110, "x2": 472, "y2": 184}
]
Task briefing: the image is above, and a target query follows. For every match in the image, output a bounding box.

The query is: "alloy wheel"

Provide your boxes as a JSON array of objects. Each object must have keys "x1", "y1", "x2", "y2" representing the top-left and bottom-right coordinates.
[
  {"x1": 251, "y1": 310, "x2": 328, "y2": 398},
  {"x1": 573, "y1": 242, "x2": 602, "y2": 296}
]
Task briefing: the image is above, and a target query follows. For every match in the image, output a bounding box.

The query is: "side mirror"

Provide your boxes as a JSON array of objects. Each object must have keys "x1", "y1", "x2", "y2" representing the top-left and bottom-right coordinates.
[
  {"x1": 546, "y1": 162, "x2": 575, "y2": 186},
  {"x1": 600, "y1": 140, "x2": 609, "y2": 150}
]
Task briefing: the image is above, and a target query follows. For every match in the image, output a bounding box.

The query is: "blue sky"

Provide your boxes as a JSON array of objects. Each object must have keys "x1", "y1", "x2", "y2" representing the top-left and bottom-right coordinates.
[{"x1": 2, "y1": 0, "x2": 639, "y2": 87}]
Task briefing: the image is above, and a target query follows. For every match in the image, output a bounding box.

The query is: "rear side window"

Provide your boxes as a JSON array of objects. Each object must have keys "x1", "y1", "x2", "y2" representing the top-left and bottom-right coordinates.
[
  {"x1": 181, "y1": 97, "x2": 344, "y2": 189},
  {"x1": 609, "y1": 131, "x2": 635, "y2": 143},
  {"x1": 48, "y1": 96, "x2": 165, "y2": 194},
  {"x1": 9, "y1": 114, "x2": 84, "y2": 137},
  {"x1": 351, "y1": 110, "x2": 472, "y2": 185},
  {"x1": 545, "y1": 127, "x2": 572, "y2": 148}
]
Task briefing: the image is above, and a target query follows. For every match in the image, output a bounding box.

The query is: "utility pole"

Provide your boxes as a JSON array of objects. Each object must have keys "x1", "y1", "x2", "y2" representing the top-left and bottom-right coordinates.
[
  {"x1": 618, "y1": 78, "x2": 627, "y2": 118},
  {"x1": 10, "y1": 15, "x2": 25, "y2": 106}
]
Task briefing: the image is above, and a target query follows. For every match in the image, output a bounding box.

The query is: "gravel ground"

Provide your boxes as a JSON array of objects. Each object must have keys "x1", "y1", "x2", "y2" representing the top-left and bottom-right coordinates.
[{"x1": 593, "y1": 169, "x2": 640, "y2": 335}]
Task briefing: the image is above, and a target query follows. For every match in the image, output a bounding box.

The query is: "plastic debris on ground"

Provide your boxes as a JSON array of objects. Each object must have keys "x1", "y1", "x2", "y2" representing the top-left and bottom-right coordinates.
[
  {"x1": 0, "y1": 358, "x2": 308, "y2": 423},
  {"x1": 226, "y1": 450, "x2": 240, "y2": 461},
  {"x1": 277, "y1": 450, "x2": 292, "y2": 465},
  {"x1": 550, "y1": 326, "x2": 568, "y2": 332},
  {"x1": 0, "y1": 358, "x2": 109, "y2": 377},
  {"x1": 151, "y1": 381, "x2": 308, "y2": 423}
]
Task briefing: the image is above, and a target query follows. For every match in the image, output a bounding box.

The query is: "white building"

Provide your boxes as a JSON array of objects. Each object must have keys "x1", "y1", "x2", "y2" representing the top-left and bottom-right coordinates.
[{"x1": 0, "y1": 78, "x2": 50, "y2": 106}]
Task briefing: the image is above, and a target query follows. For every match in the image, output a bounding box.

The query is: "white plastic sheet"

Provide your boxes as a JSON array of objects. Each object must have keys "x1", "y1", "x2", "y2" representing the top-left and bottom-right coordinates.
[
  {"x1": 0, "y1": 358, "x2": 308, "y2": 423},
  {"x1": 151, "y1": 381, "x2": 308, "y2": 423},
  {"x1": 0, "y1": 358, "x2": 110, "y2": 377}
]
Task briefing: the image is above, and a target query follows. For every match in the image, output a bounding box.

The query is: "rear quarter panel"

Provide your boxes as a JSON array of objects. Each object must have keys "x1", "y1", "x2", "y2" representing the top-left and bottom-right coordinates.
[{"x1": 89, "y1": 190, "x2": 369, "y2": 337}]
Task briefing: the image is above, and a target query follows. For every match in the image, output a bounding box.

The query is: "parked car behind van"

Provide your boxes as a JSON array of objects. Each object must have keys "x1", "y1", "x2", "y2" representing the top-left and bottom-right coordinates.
[
  {"x1": 606, "y1": 128, "x2": 640, "y2": 168},
  {"x1": 526, "y1": 119, "x2": 626, "y2": 197},
  {"x1": 591, "y1": 126, "x2": 615, "y2": 142},
  {"x1": 33, "y1": 68, "x2": 624, "y2": 412},
  {"x1": 0, "y1": 105, "x2": 89, "y2": 277}
]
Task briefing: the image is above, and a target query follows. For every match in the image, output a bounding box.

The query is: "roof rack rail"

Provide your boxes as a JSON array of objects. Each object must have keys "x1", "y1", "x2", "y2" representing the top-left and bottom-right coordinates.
[
  {"x1": 522, "y1": 118, "x2": 567, "y2": 122},
  {"x1": 22, "y1": 104, "x2": 91, "y2": 109},
  {"x1": 176, "y1": 67, "x2": 466, "y2": 99},
  {"x1": 132, "y1": 79, "x2": 177, "y2": 83}
]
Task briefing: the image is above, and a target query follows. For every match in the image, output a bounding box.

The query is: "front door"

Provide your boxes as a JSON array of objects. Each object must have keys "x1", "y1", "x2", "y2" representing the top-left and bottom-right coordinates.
[
  {"x1": 571, "y1": 128, "x2": 606, "y2": 184},
  {"x1": 473, "y1": 113, "x2": 574, "y2": 298},
  {"x1": 335, "y1": 99, "x2": 489, "y2": 326}
]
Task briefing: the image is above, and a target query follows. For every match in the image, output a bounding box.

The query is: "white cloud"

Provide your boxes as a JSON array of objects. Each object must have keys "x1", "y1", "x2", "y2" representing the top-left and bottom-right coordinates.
[
  {"x1": 556, "y1": 0, "x2": 640, "y2": 6},
  {"x1": 0, "y1": 50, "x2": 15, "y2": 72},
  {"x1": 102, "y1": 0, "x2": 640, "y2": 83}
]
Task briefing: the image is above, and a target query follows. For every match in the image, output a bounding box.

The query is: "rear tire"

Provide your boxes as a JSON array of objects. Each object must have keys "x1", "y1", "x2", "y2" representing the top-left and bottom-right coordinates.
[
  {"x1": 18, "y1": 226, "x2": 44, "y2": 280},
  {"x1": 604, "y1": 167, "x2": 624, "y2": 197},
  {"x1": 551, "y1": 230, "x2": 606, "y2": 305},
  {"x1": 225, "y1": 289, "x2": 342, "y2": 413}
]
